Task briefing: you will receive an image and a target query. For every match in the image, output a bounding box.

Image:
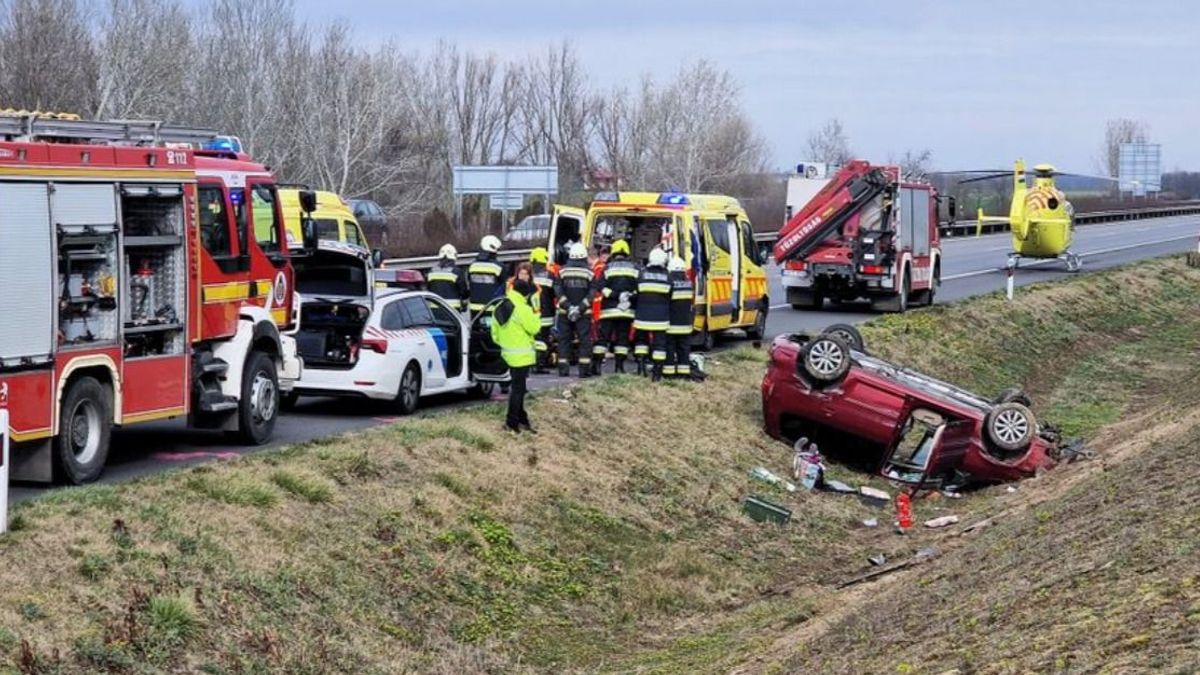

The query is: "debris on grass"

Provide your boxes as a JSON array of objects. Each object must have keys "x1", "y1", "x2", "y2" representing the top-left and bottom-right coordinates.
[
  {"x1": 923, "y1": 515, "x2": 960, "y2": 529},
  {"x1": 859, "y1": 486, "x2": 891, "y2": 503}
]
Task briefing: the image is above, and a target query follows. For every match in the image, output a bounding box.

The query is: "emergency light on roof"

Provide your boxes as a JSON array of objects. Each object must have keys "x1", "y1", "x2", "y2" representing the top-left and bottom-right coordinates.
[
  {"x1": 202, "y1": 135, "x2": 242, "y2": 153},
  {"x1": 593, "y1": 191, "x2": 620, "y2": 202},
  {"x1": 657, "y1": 193, "x2": 689, "y2": 206}
]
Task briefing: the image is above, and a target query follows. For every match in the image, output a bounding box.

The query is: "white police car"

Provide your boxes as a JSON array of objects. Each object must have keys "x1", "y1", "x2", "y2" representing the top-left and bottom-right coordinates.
[{"x1": 287, "y1": 241, "x2": 507, "y2": 413}]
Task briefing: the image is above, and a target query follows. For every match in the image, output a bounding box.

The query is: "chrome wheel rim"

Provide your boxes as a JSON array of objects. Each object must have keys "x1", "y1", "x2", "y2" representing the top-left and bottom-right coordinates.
[
  {"x1": 402, "y1": 369, "x2": 418, "y2": 409},
  {"x1": 993, "y1": 409, "x2": 1029, "y2": 445},
  {"x1": 807, "y1": 340, "x2": 844, "y2": 376},
  {"x1": 250, "y1": 372, "x2": 277, "y2": 424}
]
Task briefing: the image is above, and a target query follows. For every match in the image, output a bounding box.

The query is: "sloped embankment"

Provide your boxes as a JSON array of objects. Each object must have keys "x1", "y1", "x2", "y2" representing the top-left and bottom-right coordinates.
[{"x1": 0, "y1": 256, "x2": 1197, "y2": 674}]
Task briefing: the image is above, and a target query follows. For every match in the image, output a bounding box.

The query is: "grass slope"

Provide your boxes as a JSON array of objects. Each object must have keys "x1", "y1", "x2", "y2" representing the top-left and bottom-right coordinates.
[{"x1": 0, "y1": 256, "x2": 1198, "y2": 674}]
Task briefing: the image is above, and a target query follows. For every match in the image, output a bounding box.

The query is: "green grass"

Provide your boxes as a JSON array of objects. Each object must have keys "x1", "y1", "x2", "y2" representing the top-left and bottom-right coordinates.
[
  {"x1": 271, "y1": 470, "x2": 335, "y2": 504},
  {"x1": 186, "y1": 474, "x2": 279, "y2": 508}
]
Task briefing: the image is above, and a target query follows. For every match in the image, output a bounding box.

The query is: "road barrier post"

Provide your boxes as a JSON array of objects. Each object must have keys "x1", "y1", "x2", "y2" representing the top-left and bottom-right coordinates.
[
  {"x1": 1005, "y1": 262, "x2": 1016, "y2": 301},
  {"x1": 0, "y1": 407, "x2": 8, "y2": 534}
]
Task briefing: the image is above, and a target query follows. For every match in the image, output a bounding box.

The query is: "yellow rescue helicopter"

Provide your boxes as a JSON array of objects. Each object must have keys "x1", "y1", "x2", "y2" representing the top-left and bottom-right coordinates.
[{"x1": 968, "y1": 159, "x2": 1081, "y2": 271}]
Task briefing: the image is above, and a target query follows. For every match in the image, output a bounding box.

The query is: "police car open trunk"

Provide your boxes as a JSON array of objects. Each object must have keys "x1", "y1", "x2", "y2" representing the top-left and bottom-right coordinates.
[{"x1": 292, "y1": 242, "x2": 373, "y2": 369}]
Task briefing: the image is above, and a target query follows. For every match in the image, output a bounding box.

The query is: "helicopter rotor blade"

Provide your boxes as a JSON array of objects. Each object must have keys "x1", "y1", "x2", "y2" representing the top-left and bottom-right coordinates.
[{"x1": 956, "y1": 172, "x2": 1017, "y2": 185}]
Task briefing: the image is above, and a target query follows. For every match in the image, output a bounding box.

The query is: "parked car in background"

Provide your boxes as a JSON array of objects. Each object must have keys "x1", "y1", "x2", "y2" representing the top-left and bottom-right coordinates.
[
  {"x1": 504, "y1": 214, "x2": 551, "y2": 243},
  {"x1": 348, "y1": 198, "x2": 388, "y2": 240},
  {"x1": 762, "y1": 324, "x2": 1062, "y2": 487}
]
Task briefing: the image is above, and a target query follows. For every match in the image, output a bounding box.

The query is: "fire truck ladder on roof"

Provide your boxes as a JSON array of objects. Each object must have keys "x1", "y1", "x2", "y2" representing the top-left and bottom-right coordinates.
[{"x1": 0, "y1": 114, "x2": 219, "y2": 146}]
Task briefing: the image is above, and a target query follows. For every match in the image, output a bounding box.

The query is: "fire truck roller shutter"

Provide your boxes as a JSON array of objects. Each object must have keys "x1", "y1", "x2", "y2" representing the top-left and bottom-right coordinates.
[{"x1": 0, "y1": 183, "x2": 55, "y2": 365}]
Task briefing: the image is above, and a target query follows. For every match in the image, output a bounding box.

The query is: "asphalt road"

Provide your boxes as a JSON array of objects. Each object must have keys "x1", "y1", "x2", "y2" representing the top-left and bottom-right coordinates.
[{"x1": 11, "y1": 214, "x2": 1199, "y2": 501}]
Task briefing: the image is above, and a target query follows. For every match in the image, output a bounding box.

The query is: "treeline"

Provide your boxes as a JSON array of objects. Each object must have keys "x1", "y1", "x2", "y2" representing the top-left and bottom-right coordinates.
[
  {"x1": 0, "y1": 0, "x2": 771, "y2": 248},
  {"x1": 1163, "y1": 172, "x2": 1200, "y2": 200}
]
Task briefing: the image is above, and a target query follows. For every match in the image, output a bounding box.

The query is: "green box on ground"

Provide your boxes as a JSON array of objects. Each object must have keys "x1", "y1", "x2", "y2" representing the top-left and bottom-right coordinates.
[{"x1": 743, "y1": 495, "x2": 792, "y2": 525}]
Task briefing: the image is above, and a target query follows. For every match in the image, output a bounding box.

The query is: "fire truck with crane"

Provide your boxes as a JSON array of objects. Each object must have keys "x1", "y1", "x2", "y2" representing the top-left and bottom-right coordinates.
[
  {"x1": 774, "y1": 160, "x2": 952, "y2": 313},
  {"x1": 0, "y1": 113, "x2": 312, "y2": 484}
]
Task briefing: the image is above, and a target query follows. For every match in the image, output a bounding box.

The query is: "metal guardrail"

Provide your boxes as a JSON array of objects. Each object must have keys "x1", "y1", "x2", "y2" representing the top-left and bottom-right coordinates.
[{"x1": 383, "y1": 202, "x2": 1200, "y2": 270}]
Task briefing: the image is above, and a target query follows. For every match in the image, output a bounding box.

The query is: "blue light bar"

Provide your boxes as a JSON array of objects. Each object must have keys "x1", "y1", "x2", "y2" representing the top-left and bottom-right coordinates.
[
  {"x1": 202, "y1": 135, "x2": 242, "y2": 153},
  {"x1": 658, "y1": 193, "x2": 689, "y2": 206},
  {"x1": 593, "y1": 191, "x2": 620, "y2": 202}
]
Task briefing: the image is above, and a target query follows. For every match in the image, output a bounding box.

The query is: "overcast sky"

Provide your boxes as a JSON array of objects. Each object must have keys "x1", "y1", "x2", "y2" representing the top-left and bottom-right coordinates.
[{"x1": 295, "y1": 0, "x2": 1198, "y2": 173}]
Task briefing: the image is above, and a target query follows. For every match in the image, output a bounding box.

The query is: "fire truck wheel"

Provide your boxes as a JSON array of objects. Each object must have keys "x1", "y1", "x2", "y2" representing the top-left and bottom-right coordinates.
[
  {"x1": 55, "y1": 376, "x2": 112, "y2": 485},
  {"x1": 802, "y1": 335, "x2": 852, "y2": 383},
  {"x1": 985, "y1": 401, "x2": 1036, "y2": 453},
  {"x1": 234, "y1": 351, "x2": 279, "y2": 445},
  {"x1": 395, "y1": 363, "x2": 422, "y2": 415},
  {"x1": 820, "y1": 323, "x2": 864, "y2": 351}
]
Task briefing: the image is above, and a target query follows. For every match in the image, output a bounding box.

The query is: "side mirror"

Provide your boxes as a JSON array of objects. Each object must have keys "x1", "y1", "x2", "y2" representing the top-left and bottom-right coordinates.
[
  {"x1": 947, "y1": 196, "x2": 957, "y2": 219},
  {"x1": 298, "y1": 190, "x2": 318, "y2": 214},
  {"x1": 302, "y1": 216, "x2": 318, "y2": 253},
  {"x1": 371, "y1": 248, "x2": 384, "y2": 268}
]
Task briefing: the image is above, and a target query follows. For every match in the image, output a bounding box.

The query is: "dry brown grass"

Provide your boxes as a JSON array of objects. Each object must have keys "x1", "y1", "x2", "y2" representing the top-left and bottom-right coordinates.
[{"x1": 2, "y1": 255, "x2": 1198, "y2": 674}]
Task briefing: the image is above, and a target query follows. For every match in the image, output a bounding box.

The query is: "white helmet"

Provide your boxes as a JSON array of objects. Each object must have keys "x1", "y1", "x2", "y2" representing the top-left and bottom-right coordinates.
[
  {"x1": 568, "y1": 242, "x2": 588, "y2": 260},
  {"x1": 481, "y1": 235, "x2": 501, "y2": 253},
  {"x1": 439, "y1": 243, "x2": 458, "y2": 260},
  {"x1": 648, "y1": 247, "x2": 668, "y2": 268},
  {"x1": 668, "y1": 256, "x2": 687, "y2": 272}
]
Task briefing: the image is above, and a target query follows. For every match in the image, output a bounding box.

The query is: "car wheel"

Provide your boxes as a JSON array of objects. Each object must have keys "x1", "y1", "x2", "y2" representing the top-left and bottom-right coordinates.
[
  {"x1": 820, "y1": 323, "x2": 864, "y2": 351},
  {"x1": 55, "y1": 376, "x2": 112, "y2": 485},
  {"x1": 471, "y1": 380, "x2": 495, "y2": 399},
  {"x1": 234, "y1": 351, "x2": 279, "y2": 445},
  {"x1": 280, "y1": 391, "x2": 300, "y2": 411},
  {"x1": 802, "y1": 335, "x2": 852, "y2": 383},
  {"x1": 985, "y1": 401, "x2": 1036, "y2": 453},
  {"x1": 992, "y1": 387, "x2": 1033, "y2": 408},
  {"x1": 395, "y1": 363, "x2": 421, "y2": 415}
]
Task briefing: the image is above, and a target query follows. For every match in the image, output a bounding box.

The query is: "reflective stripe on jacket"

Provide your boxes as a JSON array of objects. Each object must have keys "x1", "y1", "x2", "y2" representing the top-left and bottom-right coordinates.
[
  {"x1": 633, "y1": 265, "x2": 670, "y2": 331},
  {"x1": 468, "y1": 254, "x2": 506, "y2": 311},
  {"x1": 668, "y1": 270, "x2": 694, "y2": 334},
  {"x1": 428, "y1": 262, "x2": 468, "y2": 309},
  {"x1": 598, "y1": 256, "x2": 639, "y2": 319}
]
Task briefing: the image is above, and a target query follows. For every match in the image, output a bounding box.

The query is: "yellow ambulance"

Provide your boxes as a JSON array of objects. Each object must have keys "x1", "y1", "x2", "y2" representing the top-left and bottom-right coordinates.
[
  {"x1": 548, "y1": 191, "x2": 769, "y2": 349},
  {"x1": 278, "y1": 188, "x2": 368, "y2": 251}
]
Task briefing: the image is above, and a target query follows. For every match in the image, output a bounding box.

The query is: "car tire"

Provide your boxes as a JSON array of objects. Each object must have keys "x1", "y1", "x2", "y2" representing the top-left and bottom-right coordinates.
[
  {"x1": 234, "y1": 351, "x2": 279, "y2": 445},
  {"x1": 820, "y1": 323, "x2": 864, "y2": 351},
  {"x1": 470, "y1": 380, "x2": 495, "y2": 399},
  {"x1": 992, "y1": 387, "x2": 1033, "y2": 408},
  {"x1": 54, "y1": 376, "x2": 112, "y2": 485},
  {"x1": 692, "y1": 327, "x2": 715, "y2": 352},
  {"x1": 984, "y1": 401, "x2": 1036, "y2": 453},
  {"x1": 802, "y1": 335, "x2": 852, "y2": 383},
  {"x1": 280, "y1": 391, "x2": 299, "y2": 411},
  {"x1": 395, "y1": 363, "x2": 421, "y2": 415}
]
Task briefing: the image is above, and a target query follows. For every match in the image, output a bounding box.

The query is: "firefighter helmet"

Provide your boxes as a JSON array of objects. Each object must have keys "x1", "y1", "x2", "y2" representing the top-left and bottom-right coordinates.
[
  {"x1": 481, "y1": 235, "x2": 501, "y2": 253},
  {"x1": 439, "y1": 244, "x2": 458, "y2": 261},
  {"x1": 530, "y1": 247, "x2": 549, "y2": 264},
  {"x1": 648, "y1": 247, "x2": 668, "y2": 268},
  {"x1": 568, "y1": 242, "x2": 588, "y2": 260},
  {"x1": 611, "y1": 239, "x2": 631, "y2": 257},
  {"x1": 668, "y1": 256, "x2": 687, "y2": 272}
]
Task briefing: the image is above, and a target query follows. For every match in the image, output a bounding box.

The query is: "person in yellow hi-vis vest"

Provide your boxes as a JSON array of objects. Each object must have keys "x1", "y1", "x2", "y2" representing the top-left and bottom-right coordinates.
[{"x1": 491, "y1": 270, "x2": 541, "y2": 434}]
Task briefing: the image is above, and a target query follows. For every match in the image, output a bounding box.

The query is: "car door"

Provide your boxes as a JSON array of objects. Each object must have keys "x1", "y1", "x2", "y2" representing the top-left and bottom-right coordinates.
[
  {"x1": 397, "y1": 296, "x2": 447, "y2": 389},
  {"x1": 703, "y1": 214, "x2": 735, "y2": 331},
  {"x1": 548, "y1": 205, "x2": 586, "y2": 266}
]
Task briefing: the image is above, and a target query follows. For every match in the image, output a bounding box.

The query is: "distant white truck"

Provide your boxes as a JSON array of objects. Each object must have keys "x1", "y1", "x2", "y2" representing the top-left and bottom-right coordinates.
[{"x1": 784, "y1": 162, "x2": 832, "y2": 224}]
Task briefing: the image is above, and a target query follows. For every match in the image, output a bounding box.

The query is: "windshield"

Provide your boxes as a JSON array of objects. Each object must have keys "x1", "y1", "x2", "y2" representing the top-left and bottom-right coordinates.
[
  {"x1": 313, "y1": 218, "x2": 341, "y2": 241},
  {"x1": 883, "y1": 410, "x2": 946, "y2": 483}
]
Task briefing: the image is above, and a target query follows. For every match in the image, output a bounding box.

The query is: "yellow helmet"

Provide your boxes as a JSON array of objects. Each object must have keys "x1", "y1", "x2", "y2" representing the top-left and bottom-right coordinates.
[
  {"x1": 530, "y1": 246, "x2": 549, "y2": 264},
  {"x1": 611, "y1": 239, "x2": 631, "y2": 257}
]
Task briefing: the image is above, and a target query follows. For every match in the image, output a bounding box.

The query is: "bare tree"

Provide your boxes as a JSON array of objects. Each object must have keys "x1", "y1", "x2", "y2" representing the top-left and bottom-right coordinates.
[
  {"x1": 516, "y1": 43, "x2": 595, "y2": 188},
  {"x1": 894, "y1": 148, "x2": 933, "y2": 180},
  {"x1": 1099, "y1": 118, "x2": 1150, "y2": 177},
  {"x1": 806, "y1": 118, "x2": 852, "y2": 166},
  {"x1": 95, "y1": 0, "x2": 193, "y2": 120},
  {"x1": 0, "y1": 0, "x2": 98, "y2": 113}
]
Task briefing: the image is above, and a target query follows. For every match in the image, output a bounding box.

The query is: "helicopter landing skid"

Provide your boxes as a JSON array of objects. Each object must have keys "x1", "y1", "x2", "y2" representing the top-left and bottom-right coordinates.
[{"x1": 1005, "y1": 251, "x2": 1082, "y2": 273}]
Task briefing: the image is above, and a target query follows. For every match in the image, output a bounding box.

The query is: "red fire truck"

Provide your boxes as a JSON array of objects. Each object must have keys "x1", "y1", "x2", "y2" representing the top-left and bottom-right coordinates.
[
  {"x1": 773, "y1": 160, "x2": 951, "y2": 313},
  {"x1": 0, "y1": 114, "x2": 306, "y2": 484}
]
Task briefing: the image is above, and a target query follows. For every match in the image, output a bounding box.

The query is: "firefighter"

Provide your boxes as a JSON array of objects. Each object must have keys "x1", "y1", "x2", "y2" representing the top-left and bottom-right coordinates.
[
  {"x1": 554, "y1": 242, "x2": 595, "y2": 378},
  {"x1": 633, "y1": 247, "x2": 671, "y2": 381},
  {"x1": 665, "y1": 256, "x2": 695, "y2": 380},
  {"x1": 528, "y1": 248, "x2": 557, "y2": 374},
  {"x1": 468, "y1": 235, "x2": 506, "y2": 314},
  {"x1": 594, "y1": 239, "x2": 638, "y2": 374},
  {"x1": 427, "y1": 244, "x2": 469, "y2": 311}
]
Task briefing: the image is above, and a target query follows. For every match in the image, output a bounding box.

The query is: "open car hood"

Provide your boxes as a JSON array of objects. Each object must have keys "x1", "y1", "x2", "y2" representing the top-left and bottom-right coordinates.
[{"x1": 293, "y1": 241, "x2": 373, "y2": 305}]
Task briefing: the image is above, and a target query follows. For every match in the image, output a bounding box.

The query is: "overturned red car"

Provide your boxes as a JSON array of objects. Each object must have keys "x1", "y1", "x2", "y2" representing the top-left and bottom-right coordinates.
[{"x1": 762, "y1": 325, "x2": 1060, "y2": 487}]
